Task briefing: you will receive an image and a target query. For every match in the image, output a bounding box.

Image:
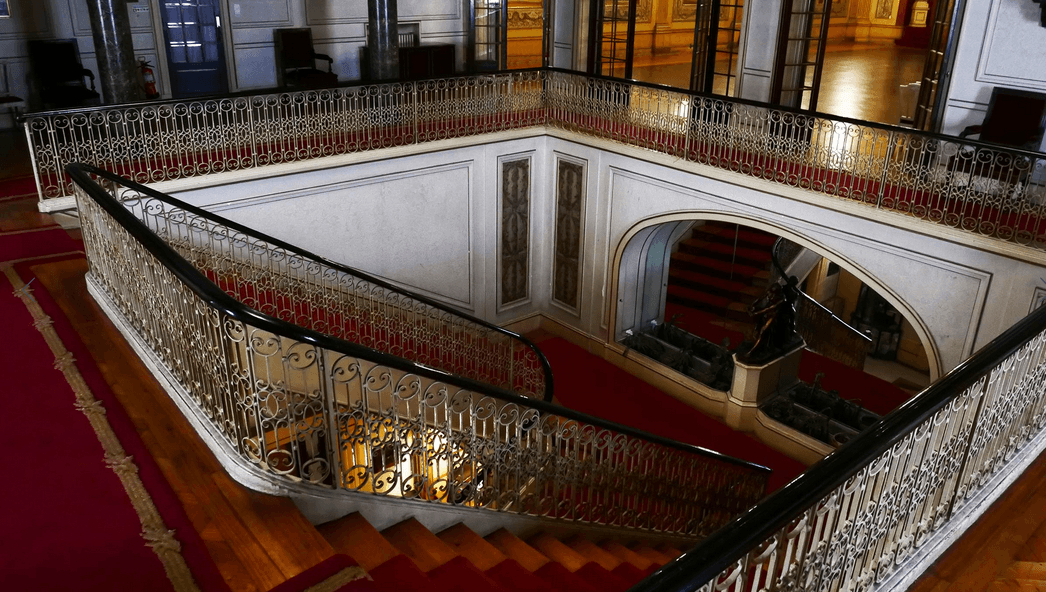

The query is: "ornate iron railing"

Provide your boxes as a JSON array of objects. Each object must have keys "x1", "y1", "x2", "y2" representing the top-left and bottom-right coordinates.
[
  {"x1": 633, "y1": 292, "x2": 1046, "y2": 590},
  {"x1": 70, "y1": 163, "x2": 770, "y2": 538},
  {"x1": 26, "y1": 69, "x2": 1046, "y2": 249}
]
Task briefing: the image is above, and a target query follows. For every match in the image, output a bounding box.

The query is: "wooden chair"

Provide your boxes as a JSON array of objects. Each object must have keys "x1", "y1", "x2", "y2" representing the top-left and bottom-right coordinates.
[
  {"x1": 28, "y1": 39, "x2": 101, "y2": 109},
  {"x1": 274, "y1": 28, "x2": 338, "y2": 89},
  {"x1": 959, "y1": 87, "x2": 1046, "y2": 151},
  {"x1": 949, "y1": 87, "x2": 1046, "y2": 197}
]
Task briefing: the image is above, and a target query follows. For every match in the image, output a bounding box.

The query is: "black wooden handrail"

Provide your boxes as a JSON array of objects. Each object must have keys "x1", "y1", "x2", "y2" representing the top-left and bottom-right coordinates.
[
  {"x1": 630, "y1": 295, "x2": 1046, "y2": 591},
  {"x1": 68, "y1": 162, "x2": 771, "y2": 474}
]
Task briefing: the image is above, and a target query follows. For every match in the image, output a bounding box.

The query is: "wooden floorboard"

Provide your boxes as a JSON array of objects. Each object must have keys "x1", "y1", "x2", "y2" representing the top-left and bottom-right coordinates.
[
  {"x1": 909, "y1": 450, "x2": 1046, "y2": 592},
  {"x1": 32, "y1": 258, "x2": 334, "y2": 592}
]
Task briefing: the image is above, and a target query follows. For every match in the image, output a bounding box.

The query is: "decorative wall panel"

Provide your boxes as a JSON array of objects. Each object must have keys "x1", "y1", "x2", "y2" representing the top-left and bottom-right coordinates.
[
  {"x1": 553, "y1": 158, "x2": 585, "y2": 311},
  {"x1": 500, "y1": 157, "x2": 531, "y2": 307}
]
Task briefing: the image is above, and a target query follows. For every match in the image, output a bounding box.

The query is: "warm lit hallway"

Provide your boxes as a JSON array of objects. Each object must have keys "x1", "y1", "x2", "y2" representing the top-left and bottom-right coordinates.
[{"x1": 631, "y1": 40, "x2": 927, "y2": 126}]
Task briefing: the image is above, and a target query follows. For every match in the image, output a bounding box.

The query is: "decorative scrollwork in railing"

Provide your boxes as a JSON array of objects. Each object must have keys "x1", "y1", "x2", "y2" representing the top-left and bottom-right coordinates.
[
  {"x1": 72, "y1": 163, "x2": 770, "y2": 539},
  {"x1": 27, "y1": 70, "x2": 1046, "y2": 250},
  {"x1": 631, "y1": 295, "x2": 1046, "y2": 591}
]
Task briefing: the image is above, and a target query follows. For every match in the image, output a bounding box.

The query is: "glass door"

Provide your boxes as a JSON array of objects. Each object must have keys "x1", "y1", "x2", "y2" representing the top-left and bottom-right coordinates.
[
  {"x1": 158, "y1": 0, "x2": 228, "y2": 98},
  {"x1": 472, "y1": 0, "x2": 508, "y2": 72},
  {"x1": 770, "y1": 0, "x2": 831, "y2": 111},
  {"x1": 588, "y1": 0, "x2": 636, "y2": 79},
  {"x1": 914, "y1": 0, "x2": 962, "y2": 132},
  {"x1": 689, "y1": 0, "x2": 744, "y2": 96}
]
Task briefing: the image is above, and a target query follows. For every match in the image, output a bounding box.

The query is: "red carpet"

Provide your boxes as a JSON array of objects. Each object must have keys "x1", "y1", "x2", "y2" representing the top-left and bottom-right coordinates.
[
  {"x1": 0, "y1": 173, "x2": 37, "y2": 201},
  {"x1": 0, "y1": 227, "x2": 79, "y2": 261},
  {"x1": 537, "y1": 337, "x2": 806, "y2": 492},
  {"x1": 798, "y1": 350, "x2": 912, "y2": 416},
  {"x1": 1, "y1": 255, "x2": 218, "y2": 591}
]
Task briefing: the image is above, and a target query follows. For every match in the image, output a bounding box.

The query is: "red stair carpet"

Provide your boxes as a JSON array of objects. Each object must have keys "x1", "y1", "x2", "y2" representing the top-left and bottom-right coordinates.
[{"x1": 536, "y1": 337, "x2": 807, "y2": 492}]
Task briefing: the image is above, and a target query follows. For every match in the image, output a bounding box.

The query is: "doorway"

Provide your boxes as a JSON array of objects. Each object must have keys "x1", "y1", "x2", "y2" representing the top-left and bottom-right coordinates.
[{"x1": 158, "y1": 0, "x2": 229, "y2": 98}]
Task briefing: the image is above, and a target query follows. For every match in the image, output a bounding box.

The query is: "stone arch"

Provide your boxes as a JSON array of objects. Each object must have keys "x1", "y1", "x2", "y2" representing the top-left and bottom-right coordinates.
[{"x1": 610, "y1": 211, "x2": 943, "y2": 381}]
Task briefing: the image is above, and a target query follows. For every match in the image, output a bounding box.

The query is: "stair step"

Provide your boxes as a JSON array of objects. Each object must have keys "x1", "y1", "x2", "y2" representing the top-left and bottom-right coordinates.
[
  {"x1": 678, "y1": 238, "x2": 774, "y2": 266},
  {"x1": 382, "y1": 518, "x2": 458, "y2": 572},
  {"x1": 566, "y1": 535, "x2": 622, "y2": 571},
  {"x1": 437, "y1": 523, "x2": 508, "y2": 571},
  {"x1": 368, "y1": 554, "x2": 448, "y2": 592},
  {"x1": 487, "y1": 558, "x2": 566, "y2": 592},
  {"x1": 671, "y1": 251, "x2": 770, "y2": 280},
  {"x1": 576, "y1": 562, "x2": 632, "y2": 592},
  {"x1": 429, "y1": 555, "x2": 510, "y2": 592},
  {"x1": 603, "y1": 541, "x2": 657, "y2": 570},
  {"x1": 535, "y1": 561, "x2": 601, "y2": 592},
  {"x1": 613, "y1": 562, "x2": 653, "y2": 587},
  {"x1": 486, "y1": 528, "x2": 550, "y2": 572},
  {"x1": 657, "y1": 544, "x2": 685, "y2": 559},
  {"x1": 1004, "y1": 561, "x2": 1046, "y2": 580},
  {"x1": 694, "y1": 222, "x2": 779, "y2": 248},
  {"x1": 668, "y1": 268, "x2": 766, "y2": 297},
  {"x1": 631, "y1": 544, "x2": 673, "y2": 566},
  {"x1": 528, "y1": 533, "x2": 589, "y2": 572},
  {"x1": 317, "y1": 512, "x2": 401, "y2": 572}
]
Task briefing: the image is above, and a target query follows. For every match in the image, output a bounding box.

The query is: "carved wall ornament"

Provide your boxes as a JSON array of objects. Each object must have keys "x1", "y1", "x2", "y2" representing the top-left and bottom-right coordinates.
[
  {"x1": 875, "y1": 0, "x2": 895, "y2": 20},
  {"x1": 553, "y1": 159, "x2": 585, "y2": 310},
  {"x1": 604, "y1": 0, "x2": 654, "y2": 23},
  {"x1": 508, "y1": 1, "x2": 543, "y2": 28},
  {"x1": 500, "y1": 157, "x2": 531, "y2": 306}
]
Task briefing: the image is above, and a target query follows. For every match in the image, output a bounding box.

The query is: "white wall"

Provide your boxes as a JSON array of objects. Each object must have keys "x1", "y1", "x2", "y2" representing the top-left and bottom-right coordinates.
[
  {"x1": 938, "y1": 0, "x2": 1046, "y2": 150},
  {"x1": 163, "y1": 132, "x2": 1046, "y2": 381}
]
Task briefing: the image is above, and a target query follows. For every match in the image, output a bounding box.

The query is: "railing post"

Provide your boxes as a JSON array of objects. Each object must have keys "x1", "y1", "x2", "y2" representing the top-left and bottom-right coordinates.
[
  {"x1": 878, "y1": 130, "x2": 898, "y2": 209},
  {"x1": 944, "y1": 376, "x2": 990, "y2": 522},
  {"x1": 318, "y1": 349, "x2": 343, "y2": 491},
  {"x1": 23, "y1": 119, "x2": 45, "y2": 203}
]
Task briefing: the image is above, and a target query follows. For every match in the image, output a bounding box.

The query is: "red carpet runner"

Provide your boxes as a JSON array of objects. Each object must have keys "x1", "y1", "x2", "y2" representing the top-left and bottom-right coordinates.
[{"x1": 536, "y1": 337, "x2": 807, "y2": 492}]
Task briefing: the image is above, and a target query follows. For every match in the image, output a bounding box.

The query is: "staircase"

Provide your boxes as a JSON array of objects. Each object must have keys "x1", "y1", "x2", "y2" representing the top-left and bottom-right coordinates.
[
  {"x1": 317, "y1": 513, "x2": 683, "y2": 591},
  {"x1": 666, "y1": 221, "x2": 778, "y2": 337}
]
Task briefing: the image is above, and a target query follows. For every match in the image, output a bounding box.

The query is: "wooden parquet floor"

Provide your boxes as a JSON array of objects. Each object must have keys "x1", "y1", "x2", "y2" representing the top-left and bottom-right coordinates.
[
  {"x1": 910, "y1": 450, "x2": 1046, "y2": 592},
  {"x1": 33, "y1": 258, "x2": 335, "y2": 592}
]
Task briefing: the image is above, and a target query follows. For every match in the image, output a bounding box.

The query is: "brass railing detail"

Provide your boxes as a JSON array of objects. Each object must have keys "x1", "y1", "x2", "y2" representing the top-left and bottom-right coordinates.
[
  {"x1": 73, "y1": 165, "x2": 770, "y2": 539},
  {"x1": 26, "y1": 69, "x2": 1046, "y2": 249}
]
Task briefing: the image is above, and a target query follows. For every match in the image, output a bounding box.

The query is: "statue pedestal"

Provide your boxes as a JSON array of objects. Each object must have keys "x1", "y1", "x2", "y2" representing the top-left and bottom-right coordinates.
[{"x1": 725, "y1": 343, "x2": 804, "y2": 431}]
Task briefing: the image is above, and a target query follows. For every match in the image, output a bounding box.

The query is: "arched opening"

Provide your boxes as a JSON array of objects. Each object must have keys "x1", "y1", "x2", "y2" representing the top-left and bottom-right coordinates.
[{"x1": 614, "y1": 216, "x2": 935, "y2": 418}]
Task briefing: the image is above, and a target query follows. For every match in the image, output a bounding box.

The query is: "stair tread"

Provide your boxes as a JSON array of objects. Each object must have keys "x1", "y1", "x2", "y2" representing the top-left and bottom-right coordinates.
[
  {"x1": 656, "y1": 544, "x2": 685, "y2": 558},
  {"x1": 429, "y1": 555, "x2": 510, "y2": 592},
  {"x1": 369, "y1": 554, "x2": 447, "y2": 592},
  {"x1": 437, "y1": 523, "x2": 508, "y2": 572},
  {"x1": 566, "y1": 535, "x2": 622, "y2": 571},
  {"x1": 535, "y1": 562, "x2": 601, "y2": 592},
  {"x1": 678, "y1": 238, "x2": 774, "y2": 264},
  {"x1": 671, "y1": 251, "x2": 770, "y2": 278},
  {"x1": 668, "y1": 268, "x2": 766, "y2": 295},
  {"x1": 603, "y1": 542, "x2": 656, "y2": 569},
  {"x1": 630, "y1": 544, "x2": 673, "y2": 565},
  {"x1": 486, "y1": 559, "x2": 563, "y2": 592},
  {"x1": 486, "y1": 528, "x2": 550, "y2": 572},
  {"x1": 528, "y1": 533, "x2": 589, "y2": 572},
  {"x1": 381, "y1": 518, "x2": 458, "y2": 572},
  {"x1": 317, "y1": 512, "x2": 401, "y2": 572},
  {"x1": 986, "y1": 578, "x2": 1046, "y2": 592},
  {"x1": 577, "y1": 562, "x2": 631, "y2": 592},
  {"x1": 693, "y1": 222, "x2": 779, "y2": 247}
]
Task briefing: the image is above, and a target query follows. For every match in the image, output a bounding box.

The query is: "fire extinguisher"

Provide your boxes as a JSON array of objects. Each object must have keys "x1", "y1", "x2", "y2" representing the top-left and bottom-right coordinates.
[{"x1": 139, "y1": 59, "x2": 160, "y2": 99}]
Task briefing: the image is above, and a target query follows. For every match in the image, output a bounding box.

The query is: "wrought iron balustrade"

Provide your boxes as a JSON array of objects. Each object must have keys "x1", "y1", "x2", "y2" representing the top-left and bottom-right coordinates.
[
  {"x1": 27, "y1": 69, "x2": 1046, "y2": 249},
  {"x1": 70, "y1": 163, "x2": 770, "y2": 538},
  {"x1": 632, "y1": 281, "x2": 1046, "y2": 590}
]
